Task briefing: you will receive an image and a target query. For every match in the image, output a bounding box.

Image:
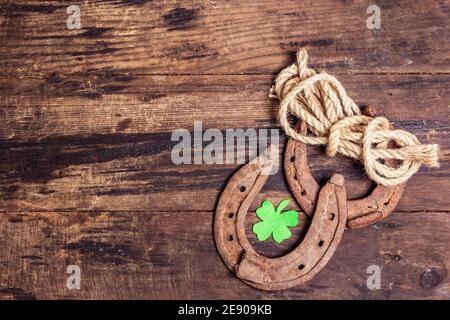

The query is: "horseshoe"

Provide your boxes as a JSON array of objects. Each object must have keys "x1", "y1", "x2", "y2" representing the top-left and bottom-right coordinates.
[
  {"x1": 214, "y1": 147, "x2": 347, "y2": 290},
  {"x1": 285, "y1": 121, "x2": 406, "y2": 229}
]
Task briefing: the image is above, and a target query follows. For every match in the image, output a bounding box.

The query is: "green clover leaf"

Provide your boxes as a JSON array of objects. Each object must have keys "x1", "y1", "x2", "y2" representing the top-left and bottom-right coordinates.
[{"x1": 252, "y1": 199, "x2": 299, "y2": 244}]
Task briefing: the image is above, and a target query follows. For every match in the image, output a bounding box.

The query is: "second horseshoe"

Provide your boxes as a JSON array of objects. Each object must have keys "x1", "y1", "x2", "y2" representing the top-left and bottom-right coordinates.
[{"x1": 285, "y1": 122, "x2": 406, "y2": 229}]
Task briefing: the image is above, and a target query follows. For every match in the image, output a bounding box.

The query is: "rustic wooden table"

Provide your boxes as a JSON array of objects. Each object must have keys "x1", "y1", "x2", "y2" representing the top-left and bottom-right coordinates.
[{"x1": 0, "y1": 0, "x2": 449, "y2": 299}]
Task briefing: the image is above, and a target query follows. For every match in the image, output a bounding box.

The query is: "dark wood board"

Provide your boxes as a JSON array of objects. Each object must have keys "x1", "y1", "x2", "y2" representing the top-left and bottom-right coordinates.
[
  {"x1": 0, "y1": 75, "x2": 448, "y2": 212},
  {"x1": 0, "y1": 0, "x2": 449, "y2": 300},
  {"x1": 0, "y1": 211, "x2": 449, "y2": 299},
  {"x1": 0, "y1": 0, "x2": 449, "y2": 75}
]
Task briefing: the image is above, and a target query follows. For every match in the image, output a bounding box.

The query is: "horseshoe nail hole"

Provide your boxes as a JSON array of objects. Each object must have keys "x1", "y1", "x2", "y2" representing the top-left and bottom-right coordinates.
[
  {"x1": 318, "y1": 240, "x2": 324, "y2": 247},
  {"x1": 227, "y1": 235, "x2": 233, "y2": 241},
  {"x1": 384, "y1": 200, "x2": 391, "y2": 206},
  {"x1": 293, "y1": 175, "x2": 298, "y2": 180},
  {"x1": 301, "y1": 190, "x2": 307, "y2": 196},
  {"x1": 228, "y1": 213, "x2": 234, "y2": 219},
  {"x1": 239, "y1": 186, "x2": 246, "y2": 193},
  {"x1": 290, "y1": 156, "x2": 295, "y2": 163},
  {"x1": 329, "y1": 213, "x2": 335, "y2": 221},
  {"x1": 298, "y1": 264, "x2": 305, "y2": 270}
]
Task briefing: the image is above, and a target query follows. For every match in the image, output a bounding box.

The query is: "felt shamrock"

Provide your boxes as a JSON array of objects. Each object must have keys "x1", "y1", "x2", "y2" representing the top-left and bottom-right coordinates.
[{"x1": 252, "y1": 199, "x2": 299, "y2": 244}]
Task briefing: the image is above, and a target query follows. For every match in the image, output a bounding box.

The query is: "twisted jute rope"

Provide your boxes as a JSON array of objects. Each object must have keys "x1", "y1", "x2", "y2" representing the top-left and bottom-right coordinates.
[{"x1": 270, "y1": 49, "x2": 439, "y2": 186}]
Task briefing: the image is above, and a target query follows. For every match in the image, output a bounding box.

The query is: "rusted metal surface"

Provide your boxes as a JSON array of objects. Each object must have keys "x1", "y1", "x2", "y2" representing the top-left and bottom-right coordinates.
[
  {"x1": 214, "y1": 148, "x2": 348, "y2": 290},
  {"x1": 285, "y1": 119, "x2": 406, "y2": 229},
  {"x1": 214, "y1": 106, "x2": 408, "y2": 289}
]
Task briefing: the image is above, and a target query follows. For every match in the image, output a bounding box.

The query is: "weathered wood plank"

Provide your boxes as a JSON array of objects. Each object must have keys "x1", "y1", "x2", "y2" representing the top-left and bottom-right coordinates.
[
  {"x1": 0, "y1": 210, "x2": 448, "y2": 299},
  {"x1": 0, "y1": 134, "x2": 448, "y2": 212},
  {"x1": 0, "y1": 0, "x2": 449, "y2": 75},
  {"x1": 1, "y1": 74, "x2": 449, "y2": 140},
  {"x1": 0, "y1": 74, "x2": 448, "y2": 212}
]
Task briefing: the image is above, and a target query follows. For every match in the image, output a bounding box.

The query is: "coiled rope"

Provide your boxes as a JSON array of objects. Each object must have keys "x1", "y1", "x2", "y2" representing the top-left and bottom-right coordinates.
[{"x1": 270, "y1": 48, "x2": 439, "y2": 186}]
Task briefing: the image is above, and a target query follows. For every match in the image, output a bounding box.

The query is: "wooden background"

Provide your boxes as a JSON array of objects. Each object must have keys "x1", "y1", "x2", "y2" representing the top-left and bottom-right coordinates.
[{"x1": 0, "y1": 0, "x2": 449, "y2": 299}]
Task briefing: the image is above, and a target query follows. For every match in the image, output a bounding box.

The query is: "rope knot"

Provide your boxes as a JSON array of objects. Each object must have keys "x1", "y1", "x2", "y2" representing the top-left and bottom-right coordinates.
[{"x1": 270, "y1": 48, "x2": 439, "y2": 186}]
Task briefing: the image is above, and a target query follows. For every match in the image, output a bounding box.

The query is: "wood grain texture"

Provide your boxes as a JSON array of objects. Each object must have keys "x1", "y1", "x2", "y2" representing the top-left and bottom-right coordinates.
[
  {"x1": 0, "y1": 210, "x2": 449, "y2": 299},
  {"x1": 0, "y1": 0, "x2": 449, "y2": 75},
  {"x1": 0, "y1": 75, "x2": 448, "y2": 212},
  {"x1": 1, "y1": 74, "x2": 449, "y2": 139},
  {"x1": 1, "y1": 0, "x2": 449, "y2": 300}
]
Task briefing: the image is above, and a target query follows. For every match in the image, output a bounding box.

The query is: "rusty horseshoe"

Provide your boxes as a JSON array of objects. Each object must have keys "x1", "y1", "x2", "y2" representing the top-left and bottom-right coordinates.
[
  {"x1": 214, "y1": 147, "x2": 348, "y2": 290},
  {"x1": 285, "y1": 117, "x2": 406, "y2": 229},
  {"x1": 214, "y1": 114, "x2": 406, "y2": 290}
]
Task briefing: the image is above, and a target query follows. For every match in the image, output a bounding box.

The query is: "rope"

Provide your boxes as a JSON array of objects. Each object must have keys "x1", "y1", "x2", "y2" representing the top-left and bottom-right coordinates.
[{"x1": 270, "y1": 48, "x2": 439, "y2": 186}]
